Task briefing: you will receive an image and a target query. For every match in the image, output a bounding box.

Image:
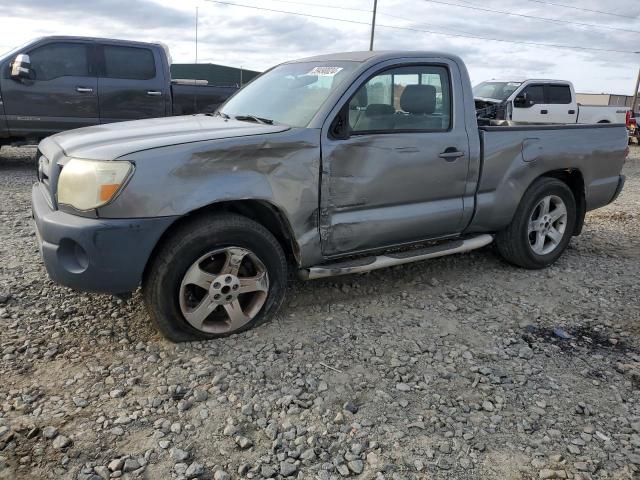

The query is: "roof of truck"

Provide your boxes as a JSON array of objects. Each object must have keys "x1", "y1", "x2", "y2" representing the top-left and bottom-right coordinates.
[
  {"x1": 483, "y1": 78, "x2": 574, "y2": 85},
  {"x1": 287, "y1": 50, "x2": 462, "y2": 65},
  {"x1": 28, "y1": 35, "x2": 164, "y2": 48}
]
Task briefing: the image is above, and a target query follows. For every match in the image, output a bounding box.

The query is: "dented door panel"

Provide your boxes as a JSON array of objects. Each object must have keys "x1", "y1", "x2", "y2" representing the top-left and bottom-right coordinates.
[{"x1": 319, "y1": 57, "x2": 472, "y2": 256}]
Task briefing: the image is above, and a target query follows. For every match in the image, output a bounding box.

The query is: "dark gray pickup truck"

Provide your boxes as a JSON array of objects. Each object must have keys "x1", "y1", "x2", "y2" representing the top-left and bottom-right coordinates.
[
  {"x1": 0, "y1": 36, "x2": 237, "y2": 146},
  {"x1": 31, "y1": 51, "x2": 628, "y2": 342}
]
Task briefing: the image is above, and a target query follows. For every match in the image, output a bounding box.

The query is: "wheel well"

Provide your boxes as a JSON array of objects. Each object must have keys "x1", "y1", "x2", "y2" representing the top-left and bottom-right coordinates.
[
  {"x1": 541, "y1": 169, "x2": 586, "y2": 235},
  {"x1": 597, "y1": 120, "x2": 610, "y2": 124},
  {"x1": 142, "y1": 200, "x2": 300, "y2": 282}
]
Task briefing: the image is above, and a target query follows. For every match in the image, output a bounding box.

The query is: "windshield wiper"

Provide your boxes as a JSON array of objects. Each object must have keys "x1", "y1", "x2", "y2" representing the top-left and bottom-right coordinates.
[{"x1": 234, "y1": 114, "x2": 274, "y2": 125}]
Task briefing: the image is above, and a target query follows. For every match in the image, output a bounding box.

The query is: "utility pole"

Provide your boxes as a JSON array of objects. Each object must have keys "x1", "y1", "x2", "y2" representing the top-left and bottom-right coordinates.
[
  {"x1": 632, "y1": 67, "x2": 640, "y2": 115},
  {"x1": 369, "y1": 0, "x2": 378, "y2": 51},
  {"x1": 195, "y1": 6, "x2": 199, "y2": 64}
]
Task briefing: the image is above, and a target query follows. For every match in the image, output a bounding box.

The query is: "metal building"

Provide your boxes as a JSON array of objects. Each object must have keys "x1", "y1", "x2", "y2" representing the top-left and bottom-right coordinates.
[{"x1": 170, "y1": 63, "x2": 261, "y2": 87}]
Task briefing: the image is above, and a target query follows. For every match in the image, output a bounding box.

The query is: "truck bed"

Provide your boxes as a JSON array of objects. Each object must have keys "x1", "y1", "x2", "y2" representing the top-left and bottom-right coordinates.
[
  {"x1": 467, "y1": 123, "x2": 628, "y2": 233},
  {"x1": 171, "y1": 84, "x2": 238, "y2": 116}
]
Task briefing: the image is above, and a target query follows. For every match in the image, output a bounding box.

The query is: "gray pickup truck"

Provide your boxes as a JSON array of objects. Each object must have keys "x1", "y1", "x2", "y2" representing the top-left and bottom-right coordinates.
[
  {"x1": 0, "y1": 36, "x2": 237, "y2": 146},
  {"x1": 31, "y1": 51, "x2": 627, "y2": 342}
]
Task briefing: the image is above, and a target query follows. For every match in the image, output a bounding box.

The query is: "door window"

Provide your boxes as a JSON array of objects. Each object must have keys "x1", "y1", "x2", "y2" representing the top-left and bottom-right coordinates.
[
  {"x1": 348, "y1": 65, "x2": 451, "y2": 133},
  {"x1": 521, "y1": 85, "x2": 545, "y2": 105},
  {"x1": 27, "y1": 43, "x2": 90, "y2": 81},
  {"x1": 547, "y1": 84, "x2": 572, "y2": 104},
  {"x1": 103, "y1": 45, "x2": 156, "y2": 80}
]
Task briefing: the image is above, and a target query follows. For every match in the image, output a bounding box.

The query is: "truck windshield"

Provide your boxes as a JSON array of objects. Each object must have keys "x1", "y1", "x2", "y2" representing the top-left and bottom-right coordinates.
[
  {"x1": 220, "y1": 61, "x2": 357, "y2": 128},
  {"x1": 473, "y1": 81, "x2": 522, "y2": 101}
]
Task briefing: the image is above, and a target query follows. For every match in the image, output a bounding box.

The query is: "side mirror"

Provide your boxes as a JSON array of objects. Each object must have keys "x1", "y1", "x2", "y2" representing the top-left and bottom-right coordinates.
[
  {"x1": 514, "y1": 92, "x2": 533, "y2": 108},
  {"x1": 10, "y1": 54, "x2": 31, "y2": 80}
]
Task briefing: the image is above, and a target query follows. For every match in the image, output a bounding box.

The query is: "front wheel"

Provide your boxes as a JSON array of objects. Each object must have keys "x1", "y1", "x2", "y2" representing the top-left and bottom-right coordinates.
[
  {"x1": 496, "y1": 177, "x2": 576, "y2": 269},
  {"x1": 143, "y1": 213, "x2": 288, "y2": 342}
]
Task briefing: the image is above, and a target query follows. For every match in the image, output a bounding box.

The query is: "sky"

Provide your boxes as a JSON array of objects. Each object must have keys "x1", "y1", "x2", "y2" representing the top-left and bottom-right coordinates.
[{"x1": 0, "y1": 0, "x2": 639, "y2": 94}]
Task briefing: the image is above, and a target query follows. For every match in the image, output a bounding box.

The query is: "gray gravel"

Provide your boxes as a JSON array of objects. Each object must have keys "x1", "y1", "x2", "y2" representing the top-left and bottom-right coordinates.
[{"x1": 1, "y1": 145, "x2": 639, "y2": 480}]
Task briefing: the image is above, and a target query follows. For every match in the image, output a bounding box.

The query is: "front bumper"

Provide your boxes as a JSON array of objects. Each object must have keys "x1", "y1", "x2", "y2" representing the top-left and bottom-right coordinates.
[{"x1": 32, "y1": 183, "x2": 177, "y2": 294}]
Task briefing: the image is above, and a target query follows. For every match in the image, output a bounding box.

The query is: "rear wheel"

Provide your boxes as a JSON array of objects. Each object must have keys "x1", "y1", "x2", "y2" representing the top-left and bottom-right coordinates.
[
  {"x1": 143, "y1": 213, "x2": 288, "y2": 342},
  {"x1": 496, "y1": 177, "x2": 576, "y2": 269}
]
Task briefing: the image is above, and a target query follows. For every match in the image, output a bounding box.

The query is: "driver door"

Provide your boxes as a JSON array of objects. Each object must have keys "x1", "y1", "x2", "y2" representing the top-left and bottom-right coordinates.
[
  {"x1": 1, "y1": 41, "x2": 98, "y2": 138},
  {"x1": 320, "y1": 60, "x2": 471, "y2": 256},
  {"x1": 511, "y1": 84, "x2": 547, "y2": 123}
]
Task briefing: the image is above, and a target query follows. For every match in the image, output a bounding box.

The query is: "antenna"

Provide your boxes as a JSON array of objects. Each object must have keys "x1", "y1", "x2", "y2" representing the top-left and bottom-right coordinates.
[
  {"x1": 369, "y1": 0, "x2": 378, "y2": 51},
  {"x1": 195, "y1": 6, "x2": 199, "y2": 64}
]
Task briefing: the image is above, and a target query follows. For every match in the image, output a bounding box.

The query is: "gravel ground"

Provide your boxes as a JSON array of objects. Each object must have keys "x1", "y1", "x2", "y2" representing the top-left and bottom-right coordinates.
[{"x1": 0, "y1": 145, "x2": 639, "y2": 480}]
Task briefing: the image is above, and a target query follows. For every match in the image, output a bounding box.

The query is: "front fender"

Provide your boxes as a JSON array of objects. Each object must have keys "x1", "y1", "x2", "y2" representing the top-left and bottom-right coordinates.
[{"x1": 98, "y1": 128, "x2": 324, "y2": 265}]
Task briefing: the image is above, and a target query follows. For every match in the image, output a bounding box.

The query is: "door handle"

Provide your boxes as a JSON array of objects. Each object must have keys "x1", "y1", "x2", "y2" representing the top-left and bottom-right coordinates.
[
  {"x1": 568, "y1": 109, "x2": 576, "y2": 114},
  {"x1": 147, "y1": 90, "x2": 162, "y2": 96},
  {"x1": 540, "y1": 109, "x2": 548, "y2": 114},
  {"x1": 76, "y1": 86, "x2": 93, "y2": 93},
  {"x1": 438, "y1": 148, "x2": 465, "y2": 161}
]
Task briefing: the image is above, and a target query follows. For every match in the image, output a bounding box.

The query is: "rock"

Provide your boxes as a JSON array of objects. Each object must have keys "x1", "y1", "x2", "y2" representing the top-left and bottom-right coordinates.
[
  {"x1": 108, "y1": 458, "x2": 125, "y2": 472},
  {"x1": 279, "y1": 461, "x2": 298, "y2": 477},
  {"x1": 235, "y1": 435, "x2": 253, "y2": 449},
  {"x1": 300, "y1": 448, "x2": 316, "y2": 461},
  {"x1": 123, "y1": 459, "x2": 140, "y2": 472},
  {"x1": 93, "y1": 466, "x2": 110, "y2": 479},
  {"x1": 223, "y1": 424, "x2": 238, "y2": 436},
  {"x1": 213, "y1": 470, "x2": 230, "y2": 480},
  {"x1": 574, "y1": 462, "x2": 590, "y2": 471},
  {"x1": 348, "y1": 460, "x2": 364, "y2": 474},
  {"x1": 482, "y1": 401, "x2": 495, "y2": 412},
  {"x1": 343, "y1": 402, "x2": 358, "y2": 414},
  {"x1": 170, "y1": 448, "x2": 189, "y2": 462},
  {"x1": 52, "y1": 435, "x2": 71, "y2": 450},
  {"x1": 539, "y1": 470, "x2": 556, "y2": 479},
  {"x1": 42, "y1": 426, "x2": 58, "y2": 439},
  {"x1": 72, "y1": 396, "x2": 88, "y2": 407},
  {"x1": 261, "y1": 465, "x2": 277, "y2": 478},
  {"x1": 186, "y1": 462, "x2": 204, "y2": 478},
  {"x1": 337, "y1": 464, "x2": 350, "y2": 476},
  {"x1": 109, "y1": 389, "x2": 125, "y2": 398},
  {"x1": 395, "y1": 383, "x2": 411, "y2": 392},
  {"x1": 519, "y1": 346, "x2": 534, "y2": 359}
]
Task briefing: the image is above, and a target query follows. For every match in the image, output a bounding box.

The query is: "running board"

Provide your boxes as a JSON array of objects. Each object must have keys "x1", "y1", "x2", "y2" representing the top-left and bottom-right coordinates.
[{"x1": 300, "y1": 234, "x2": 494, "y2": 280}]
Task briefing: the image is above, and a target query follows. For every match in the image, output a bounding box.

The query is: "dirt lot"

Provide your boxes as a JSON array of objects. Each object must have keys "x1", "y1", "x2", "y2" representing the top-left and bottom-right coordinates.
[{"x1": 0, "y1": 145, "x2": 639, "y2": 480}]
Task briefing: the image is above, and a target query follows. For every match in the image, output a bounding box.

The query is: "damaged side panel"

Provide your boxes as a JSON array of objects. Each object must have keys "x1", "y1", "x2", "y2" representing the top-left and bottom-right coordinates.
[{"x1": 100, "y1": 128, "x2": 325, "y2": 267}]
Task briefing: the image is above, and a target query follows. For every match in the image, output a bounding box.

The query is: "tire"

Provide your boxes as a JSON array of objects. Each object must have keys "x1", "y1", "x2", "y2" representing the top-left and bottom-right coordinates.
[
  {"x1": 495, "y1": 177, "x2": 576, "y2": 269},
  {"x1": 142, "y1": 213, "x2": 288, "y2": 342}
]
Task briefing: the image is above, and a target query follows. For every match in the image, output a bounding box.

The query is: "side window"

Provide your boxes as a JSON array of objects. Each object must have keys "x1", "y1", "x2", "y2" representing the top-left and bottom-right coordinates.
[
  {"x1": 28, "y1": 43, "x2": 90, "y2": 81},
  {"x1": 547, "y1": 84, "x2": 572, "y2": 104},
  {"x1": 103, "y1": 46, "x2": 155, "y2": 80},
  {"x1": 348, "y1": 65, "x2": 451, "y2": 133},
  {"x1": 521, "y1": 85, "x2": 545, "y2": 105}
]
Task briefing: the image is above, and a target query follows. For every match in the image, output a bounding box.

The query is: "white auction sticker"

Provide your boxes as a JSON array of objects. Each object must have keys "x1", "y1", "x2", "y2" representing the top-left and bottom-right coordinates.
[{"x1": 307, "y1": 66, "x2": 343, "y2": 76}]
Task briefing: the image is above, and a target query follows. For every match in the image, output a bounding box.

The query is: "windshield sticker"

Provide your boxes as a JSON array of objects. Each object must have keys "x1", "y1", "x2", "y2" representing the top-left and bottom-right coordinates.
[
  {"x1": 507, "y1": 82, "x2": 522, "y2": 87},
  {"x1": 307, "y1": 66, "x2": 343, "y2": 76}
]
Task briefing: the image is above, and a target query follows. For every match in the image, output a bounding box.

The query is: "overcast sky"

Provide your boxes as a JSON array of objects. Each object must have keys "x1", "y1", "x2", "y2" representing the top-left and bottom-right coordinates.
[{"x1": 1, "y1": 0, "x2": 638, "y2": 93}]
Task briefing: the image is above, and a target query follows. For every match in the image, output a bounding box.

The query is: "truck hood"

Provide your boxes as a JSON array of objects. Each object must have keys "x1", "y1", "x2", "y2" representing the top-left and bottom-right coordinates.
[{"x1": 46, "y1": 115, "x2": 291, "y2": 160}]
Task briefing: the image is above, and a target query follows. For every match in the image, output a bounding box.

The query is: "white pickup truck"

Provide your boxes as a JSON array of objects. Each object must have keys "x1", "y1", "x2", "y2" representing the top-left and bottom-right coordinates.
[{"x1": 474, "y1": 79, "x2": 629, "y2": 124}]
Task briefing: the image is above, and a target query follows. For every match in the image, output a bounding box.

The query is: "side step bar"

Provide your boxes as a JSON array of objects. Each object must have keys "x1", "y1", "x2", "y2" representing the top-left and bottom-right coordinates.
[{"x1": 300, "y1": 234, "x2": 494, "y2": 280}]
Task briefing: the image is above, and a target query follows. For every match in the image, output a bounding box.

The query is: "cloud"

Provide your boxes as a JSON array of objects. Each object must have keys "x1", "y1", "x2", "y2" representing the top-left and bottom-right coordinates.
[
  {"x1": 0, "y1": 0, "x2": 637, "y2": 93},
  {"x1": 2, "y1": 0, "x2": 192, "y2": 30}
]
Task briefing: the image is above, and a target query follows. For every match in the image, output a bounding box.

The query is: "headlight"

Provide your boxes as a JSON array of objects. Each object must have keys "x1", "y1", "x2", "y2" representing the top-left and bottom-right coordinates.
[{"x1": 57, "y1": 159, "x2": 133, "y2": 211}]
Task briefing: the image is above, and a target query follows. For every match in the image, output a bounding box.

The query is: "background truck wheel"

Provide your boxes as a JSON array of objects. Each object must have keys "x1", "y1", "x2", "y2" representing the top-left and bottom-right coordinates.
[
  {"x1": 143, "y1": 213, "x2": 288, "y2": 342},
  {"x1": 496, "y1": 177, "x2": 576, "y2": 269}
]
